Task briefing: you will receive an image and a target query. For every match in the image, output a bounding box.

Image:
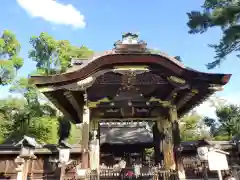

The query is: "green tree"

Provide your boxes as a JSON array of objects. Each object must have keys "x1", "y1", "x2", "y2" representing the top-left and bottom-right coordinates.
[
  {"x1": 187, "y1": 0, "x2": 240, "y2": 69},
  {"x1": 67, "y1": 123, "x2": 82, "y2": 144},
  {"x1": 5, "y1": 77, "x2": 81, "y2": 144},
  {"x1": 0, "y1": 77, "x2": 80, "y2": 144},
  {"x1": 0, "y1": 30, "x2": 23, "y2": 85},
  {"x1": 1, "y1": 77, "x2": 59, "y2": 144},
  {"x1": 216, "y1": 104, "x2": 240, "y2": 138},
  {"x1": 203, "y1": 117, "x2": 217, "y2": 136},
  {"x1": 180, "y1": 112, "x2": 202, "y2": 141},
  {"x1": 0, "y1": 31, "x2": 91, "y2": 144},
  {"x1": 204, "y1": 104, "x2": 240, "y2": 140},
  {"x1": 0, "y1": 98, "x2": 25, "y2": 143},
  {"x1": 29, "y1": 32, "x2": 93, "y2": 75}
]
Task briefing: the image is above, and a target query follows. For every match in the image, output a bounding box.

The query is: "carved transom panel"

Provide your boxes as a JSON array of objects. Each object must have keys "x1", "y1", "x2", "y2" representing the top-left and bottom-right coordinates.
[
  {"x1": 121, "y1": 71, "x2": 137, "y2": 89},
  {"x1": 92, "y1": 71, "x2": 167, "y2": 86},
  {"x1": 88, "y1": 71, "x2": 172, "y2": 101}
]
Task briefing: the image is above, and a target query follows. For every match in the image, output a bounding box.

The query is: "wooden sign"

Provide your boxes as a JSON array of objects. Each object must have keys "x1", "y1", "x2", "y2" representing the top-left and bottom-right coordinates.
[{"x1": 208, "y1": 151, "x2": 229, "y2": 171}]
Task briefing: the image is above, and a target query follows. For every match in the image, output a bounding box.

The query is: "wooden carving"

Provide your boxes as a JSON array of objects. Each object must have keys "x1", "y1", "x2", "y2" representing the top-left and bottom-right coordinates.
[{"x1": 114, "y1": 33, "x2": 147, "y2": 53}]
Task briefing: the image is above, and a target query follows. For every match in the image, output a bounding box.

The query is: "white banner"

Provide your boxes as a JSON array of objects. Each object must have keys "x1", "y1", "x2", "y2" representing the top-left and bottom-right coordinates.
[{"x1": 59, "y1": 149, "x2": 70, "y2": 163}]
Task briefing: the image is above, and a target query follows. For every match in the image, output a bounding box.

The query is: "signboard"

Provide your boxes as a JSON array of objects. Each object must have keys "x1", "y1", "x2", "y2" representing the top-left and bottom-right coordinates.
[
  {"x1": 197, "y1": 147, "x2": 208, "y2": 161},
  {"x1": 208, "y1": 151, "x2": 229, "y2": 171},
  {"x1": 59, "y1": 149, "x2": 70, "y2": 163}
]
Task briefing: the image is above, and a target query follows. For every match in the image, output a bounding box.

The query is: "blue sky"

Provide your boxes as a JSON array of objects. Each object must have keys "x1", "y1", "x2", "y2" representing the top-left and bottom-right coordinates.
[{"x1": 0, "y1": 0, "x2": 240, "y2": 117}]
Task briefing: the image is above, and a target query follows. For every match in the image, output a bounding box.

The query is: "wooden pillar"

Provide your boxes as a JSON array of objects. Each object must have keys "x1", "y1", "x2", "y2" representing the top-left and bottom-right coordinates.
[
  {"x1": 89, "y1": 131, "x2": 100, "y2": 179},
  {"x1": 156, "y1": 118, "x2": 175, "y2": 170},
  {"x1": 169, "y1": 105, "x2": 186, "y2": 179},
  {"x1": 81, "y1": 104, "x2": 90, "y2": 169},
  {"x1": 153, "y1": 120, "x2": 164, "y2": 165},
  {"x1": 89, "y1": 117, "x2": 100, "y2": 171}
]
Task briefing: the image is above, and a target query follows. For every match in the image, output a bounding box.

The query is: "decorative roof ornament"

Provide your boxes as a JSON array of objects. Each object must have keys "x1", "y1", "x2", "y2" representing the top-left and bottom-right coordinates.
[
  {"x1": 14, "y1": 135, "x2": 42, "y2": 148},
  {"x1": 122, "y1": 32, "x2": 139, "y2": 44},
  {"x1": 114, "y1": 32, "x2": 147, "y2": 53}
]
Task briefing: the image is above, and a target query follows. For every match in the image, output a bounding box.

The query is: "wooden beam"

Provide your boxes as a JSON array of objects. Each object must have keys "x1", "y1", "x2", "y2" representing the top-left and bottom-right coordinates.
[
  {"x1": 99, "y1": 117, "x2": 160, "y2": 121},
  {"x1": 208, "y1": 84, "x2": 223, "y2": 91},
  {"x1": 165, "y1": 85, "x2": 189, "y2": 102},
  {"x1": 88, "y1": 97, "x2": 111, "y2": 108},
  {"x1": 44, "y1": 93, "x2": 73, "y2": 121},
  {"x1": 63, "y1": 90, "x2": 83, "y2": 120},
  {"x1": 149, "y1": 97, "x2": 171, "y2": 107},
  {"x1": 176, "y1": 89, "x2": 198, "y2": 109}
]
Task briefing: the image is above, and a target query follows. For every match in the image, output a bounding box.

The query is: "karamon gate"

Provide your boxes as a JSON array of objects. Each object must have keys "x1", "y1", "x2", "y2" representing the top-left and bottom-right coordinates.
[{"x1": 30, "y1": 33, "x2": 231, "y2": 179}]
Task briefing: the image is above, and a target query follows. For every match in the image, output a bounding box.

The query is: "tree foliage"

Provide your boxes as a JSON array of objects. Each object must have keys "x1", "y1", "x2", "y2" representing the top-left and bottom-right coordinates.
[
  {"x1": 180, "y1": 112, "x2": 205, "y2": 141},
  {"x1": 0, "y1": 30, "x2": 23, "y2": 85},
  {"x1": 0, "y1": 76, "x2": 82, "y2": 144},
  {"x1": 0, "y1": 32, "x2": 92, "y2": 144},
  {"x1": 204, "y1": 104, "x2": 240, "y2": 140},
  {"x1": 0, "y1": 77, "x2": 58, "y2": 144},
  {"x1": 187, "y1": 0, "x2": 240, "y2": 69},
  {"x1": 29, "y1": 32, "x2": 93, "y2": 75}
]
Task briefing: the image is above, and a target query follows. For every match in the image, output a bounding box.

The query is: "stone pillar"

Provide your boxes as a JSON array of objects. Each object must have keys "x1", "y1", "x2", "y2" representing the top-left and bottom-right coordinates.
[
  {"x1": 22, "y1": 159, "x2": 30, "y2": 180},
  {"x1": 16, "y1": 167, "x2": 23, "y2": 180},
  {"x1": 15, "y1": 156, "x2": 24, "y2": 180},
  {"x1": 81, "y1": 105, "x2": 90, "y2": 169},
  {"x1": 59, "y1": 165, "x2": 66, "y2": 180},
  {"x1": 169, "y1": 105, "x2": 186, "y2": 179}
]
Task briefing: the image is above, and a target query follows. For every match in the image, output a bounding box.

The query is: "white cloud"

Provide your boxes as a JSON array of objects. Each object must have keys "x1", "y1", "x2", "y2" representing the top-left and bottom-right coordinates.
[{"x1": 16, "y1": 0, "x2": 86, "y2": 29}]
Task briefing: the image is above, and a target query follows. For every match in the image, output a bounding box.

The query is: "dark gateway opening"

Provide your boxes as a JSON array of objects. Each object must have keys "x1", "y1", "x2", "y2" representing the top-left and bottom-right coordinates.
[{"x1": 99, "y1": 121, "x2": 157, "y2": 168}]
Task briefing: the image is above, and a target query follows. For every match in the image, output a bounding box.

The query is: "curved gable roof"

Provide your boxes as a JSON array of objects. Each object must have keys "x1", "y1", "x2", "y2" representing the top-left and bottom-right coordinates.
[{"x1": 30, "y1": 52, "x2": 231, "y2": 86}]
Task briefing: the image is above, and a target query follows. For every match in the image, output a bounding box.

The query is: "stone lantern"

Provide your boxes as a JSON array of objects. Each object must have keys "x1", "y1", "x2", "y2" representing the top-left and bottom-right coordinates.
[
  {"x1": 58, "y1": 140, "x2": 71, "y2": 165},
  {"x1": 14, "y1": 136, "x2": 41, "y2": 180},
  {"x1": 57, "y1": 140, "x2": 72, "y2": 180},
  {"x1": 19, "y1": 145, "x2": 35, "y2": 159}
]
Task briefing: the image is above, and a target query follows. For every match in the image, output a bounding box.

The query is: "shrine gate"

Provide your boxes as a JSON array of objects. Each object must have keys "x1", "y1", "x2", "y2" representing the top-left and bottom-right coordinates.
[{"x1": 30, "y1": 33, "x2": 231, "y2": 179}]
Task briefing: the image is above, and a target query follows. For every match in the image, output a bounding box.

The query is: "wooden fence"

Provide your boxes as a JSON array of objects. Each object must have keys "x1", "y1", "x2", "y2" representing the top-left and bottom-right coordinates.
[{"x1": 88, "y1": 168, "x2": 178, "y2": 180}]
